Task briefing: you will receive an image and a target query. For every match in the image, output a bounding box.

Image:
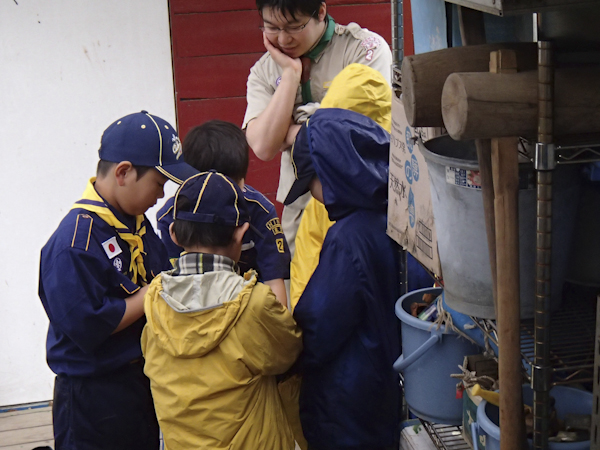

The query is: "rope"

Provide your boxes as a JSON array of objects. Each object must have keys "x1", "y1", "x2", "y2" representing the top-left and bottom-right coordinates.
[
  {"x1": 429, "y1": 298, "x2": 480, "y2": 347},
  {"x1": 451, "y1": 355, "x2": 499, "y2": 391}
]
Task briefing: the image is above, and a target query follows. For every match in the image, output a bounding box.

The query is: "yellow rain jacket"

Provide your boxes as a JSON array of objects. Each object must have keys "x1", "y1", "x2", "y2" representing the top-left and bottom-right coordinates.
[
  {"x1": 141, "y1": 267, "x2": 302, "y2": 450},
  {"x1": 290, "y1": 63, "x2": 392, "y2": 310}
]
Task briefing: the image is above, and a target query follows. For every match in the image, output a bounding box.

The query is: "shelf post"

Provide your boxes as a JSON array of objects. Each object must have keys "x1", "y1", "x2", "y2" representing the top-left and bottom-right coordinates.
[{"x1": 532, "y1": 39, "x2": 555, "y2": 450}]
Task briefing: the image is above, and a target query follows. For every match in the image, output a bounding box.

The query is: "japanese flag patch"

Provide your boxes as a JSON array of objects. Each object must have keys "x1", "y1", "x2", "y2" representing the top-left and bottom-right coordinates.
[{"x1": 102, "y1": 237, "x2": 122, "y2": 259}]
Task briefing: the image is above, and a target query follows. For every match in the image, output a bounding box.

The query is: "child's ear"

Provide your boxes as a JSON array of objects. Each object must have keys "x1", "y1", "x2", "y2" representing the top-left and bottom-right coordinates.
[
  {"x1": 169, "y1": 222, "x2": 181, "y2": 247},
  {"x1": 114, "y1": 161, "x2": 134, "y2": 186},
  {"x1": 233, "y1": 222, "x2": 250, "y2": 244}
]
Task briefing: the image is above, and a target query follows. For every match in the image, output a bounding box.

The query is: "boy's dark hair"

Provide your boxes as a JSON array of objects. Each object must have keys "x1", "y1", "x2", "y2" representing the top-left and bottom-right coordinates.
[
  {"x1": 182, "y1": 121, "x2": 249, "y2": 182},
  {"x1": 172, "y1": 194, "x2": 236, "y2": 248},
  {"x1": 96, "y1": 160, "x2": 153, "y2": 180},
  {"x1": 256, "y1": 0, "x2": 324, "y2": 21}
]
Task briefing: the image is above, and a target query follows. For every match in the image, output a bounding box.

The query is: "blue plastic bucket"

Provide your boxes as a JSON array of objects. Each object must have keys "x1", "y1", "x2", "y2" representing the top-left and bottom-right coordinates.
[
  {"x1": 473, "y1": 385, "x2": 592, "y2": 450},
  {"x1": 394, "y1": 287, "x2": 481, "y2": 425}
]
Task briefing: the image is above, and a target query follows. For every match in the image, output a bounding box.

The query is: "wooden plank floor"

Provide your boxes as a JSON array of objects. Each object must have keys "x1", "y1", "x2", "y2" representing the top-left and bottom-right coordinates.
[
  {"x1": 0, "y1": 403, "x2": 53, "y2": 450},
  {"x1": 0, "y1": 403, "x2": 170, "y2": 450},
  {"x1": 0, "y1": 403, "x2": 303, "y2": 450}
]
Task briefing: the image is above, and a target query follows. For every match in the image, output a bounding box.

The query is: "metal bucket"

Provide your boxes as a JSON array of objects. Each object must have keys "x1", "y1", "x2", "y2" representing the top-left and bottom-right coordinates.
[{"x1": 419, "y1": 136, "x2": 581, "y2": 319}]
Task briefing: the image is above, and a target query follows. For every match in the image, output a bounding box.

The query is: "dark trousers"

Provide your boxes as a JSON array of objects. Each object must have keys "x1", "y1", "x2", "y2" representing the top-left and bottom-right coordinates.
[{"x1": 53, "y1": 362, "x2": 159, "y2": 450}]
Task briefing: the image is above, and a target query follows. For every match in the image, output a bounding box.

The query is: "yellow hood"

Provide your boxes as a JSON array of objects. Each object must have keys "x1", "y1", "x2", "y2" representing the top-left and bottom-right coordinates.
[
  {"x1": 320, "y1": 63, "x2": 392, "y2": 132},
  {"x1": 144, "y1": 269, "x2": 254, "y2": 358}
]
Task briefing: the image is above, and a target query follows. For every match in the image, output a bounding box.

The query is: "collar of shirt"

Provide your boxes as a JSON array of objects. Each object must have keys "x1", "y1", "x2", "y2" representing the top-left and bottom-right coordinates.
[{"x1": 172, "y1": 252, "x2": 239, "y2": 276}]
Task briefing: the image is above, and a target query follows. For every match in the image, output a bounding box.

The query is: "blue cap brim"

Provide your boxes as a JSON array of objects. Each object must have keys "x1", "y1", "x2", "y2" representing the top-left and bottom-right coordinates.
[
  {"x1": 156, "y1": 161, "x2": 199, "y2": 185},
  {"x1": 284, "y1": 171, "x2": 314, "y2": 205}
]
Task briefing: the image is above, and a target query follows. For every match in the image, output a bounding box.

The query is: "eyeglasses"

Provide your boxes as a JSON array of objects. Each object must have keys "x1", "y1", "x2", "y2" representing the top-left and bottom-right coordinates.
[{"x1": 259, "y1": 11, "x2": 317, "y2": 35}]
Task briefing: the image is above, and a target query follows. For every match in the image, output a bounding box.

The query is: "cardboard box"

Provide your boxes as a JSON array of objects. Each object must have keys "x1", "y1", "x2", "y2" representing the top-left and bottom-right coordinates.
[{"x1": 387, "y1": 94, "x2": 442, "y2": 276}]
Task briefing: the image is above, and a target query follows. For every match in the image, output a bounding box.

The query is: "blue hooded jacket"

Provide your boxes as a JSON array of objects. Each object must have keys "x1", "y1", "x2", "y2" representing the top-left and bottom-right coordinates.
[{"x1": 293, "y1": 109, "x2": 402, "y2": 450}]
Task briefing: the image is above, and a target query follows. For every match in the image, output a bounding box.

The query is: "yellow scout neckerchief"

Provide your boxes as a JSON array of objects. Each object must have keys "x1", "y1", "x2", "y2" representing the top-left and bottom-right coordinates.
[{"x1": 71, "y1": 178, "x2": 148, "y2": 285}]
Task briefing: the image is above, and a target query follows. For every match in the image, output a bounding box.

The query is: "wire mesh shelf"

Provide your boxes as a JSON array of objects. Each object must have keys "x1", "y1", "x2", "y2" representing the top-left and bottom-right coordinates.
[
  {"x1": 420, "y1": 420, "x2": 471, "y2": 450},
  {"x1": 469, "y1": 291, "x2": 597, "y2": 386},
  {"x1": 518, "y1": 134, "x2": 600, "y2": 165}
]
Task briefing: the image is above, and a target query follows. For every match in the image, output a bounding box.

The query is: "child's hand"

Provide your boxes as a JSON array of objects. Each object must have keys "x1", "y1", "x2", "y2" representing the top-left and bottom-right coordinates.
[{"x1": 263, "y1": 34, "x2": 302, "y2": 77}]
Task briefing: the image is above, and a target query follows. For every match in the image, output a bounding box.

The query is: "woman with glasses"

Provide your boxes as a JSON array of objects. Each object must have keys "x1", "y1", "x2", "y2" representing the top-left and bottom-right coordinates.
[{"x1": 242, "y1": 0, "x2": 392, "y2": 259}]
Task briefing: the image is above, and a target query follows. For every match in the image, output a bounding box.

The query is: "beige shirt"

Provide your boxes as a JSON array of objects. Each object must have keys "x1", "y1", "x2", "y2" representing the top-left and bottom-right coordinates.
[{"x1": 243, "y1": 22, "x2": 393, "y2": 203}]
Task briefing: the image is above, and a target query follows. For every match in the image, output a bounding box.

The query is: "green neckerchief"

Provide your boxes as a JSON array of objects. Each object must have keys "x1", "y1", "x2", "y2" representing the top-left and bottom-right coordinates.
[
  {"x1": 72, "y1": 178, "x2": 148, "y2": 285},
  {"x1": 301, "y1": 15, "x2": 335, "y2": 104}
]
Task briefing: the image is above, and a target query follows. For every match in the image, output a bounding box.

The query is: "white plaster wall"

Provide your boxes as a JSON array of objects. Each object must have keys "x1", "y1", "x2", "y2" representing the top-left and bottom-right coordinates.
[{"x1": 0, "y1": 0, "x2": 177, "y2": 406}]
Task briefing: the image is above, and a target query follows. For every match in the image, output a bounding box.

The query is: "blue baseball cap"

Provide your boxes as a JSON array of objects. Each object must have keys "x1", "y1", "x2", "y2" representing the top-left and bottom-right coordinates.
[
  {"x1": 284, "y1": 121, "x2": 316, "y2": 205},
  {"x1": 99, "y1": 111, "x2": 198, "y2": 184},
  {"x1": 174, "y1": 171, "x2": 251, "y2": 226}
]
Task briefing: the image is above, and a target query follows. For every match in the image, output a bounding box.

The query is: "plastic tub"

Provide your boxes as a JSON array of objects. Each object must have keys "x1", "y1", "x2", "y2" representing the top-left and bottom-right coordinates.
[
  {"x1": 394, "y1": 287, "x2": 481, "y2": 425},
  {"x1": 473, "y1": 385, "x2": 592, "y2": 450}
]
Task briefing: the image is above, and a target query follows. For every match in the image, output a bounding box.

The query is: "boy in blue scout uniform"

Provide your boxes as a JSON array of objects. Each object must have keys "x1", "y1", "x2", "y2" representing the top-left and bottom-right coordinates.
[
  {"x1": 156, "y1": 120, "x2": 291, "y2": 306},
  {"x1": 38, "y1": 111, "x2": 197, "y2": 450}
]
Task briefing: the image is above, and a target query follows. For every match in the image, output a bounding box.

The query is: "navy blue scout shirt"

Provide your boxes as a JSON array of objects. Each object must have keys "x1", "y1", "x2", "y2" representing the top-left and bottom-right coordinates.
[
  {"x1": 39, "y1": 202, "x2": 170, "y2": 377},
  {"x1": 156, "y1": 185, "x2": 290, "y2": 281}
]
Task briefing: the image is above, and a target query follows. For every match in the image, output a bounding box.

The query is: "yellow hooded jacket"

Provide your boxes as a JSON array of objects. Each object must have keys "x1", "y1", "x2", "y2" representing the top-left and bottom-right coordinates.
[
  {"x1": 290, "y1": 63, "x2": 392, "y2": 310},
  {"x1": 141, "y1": 267, "x2": 302, "y2": 450}
]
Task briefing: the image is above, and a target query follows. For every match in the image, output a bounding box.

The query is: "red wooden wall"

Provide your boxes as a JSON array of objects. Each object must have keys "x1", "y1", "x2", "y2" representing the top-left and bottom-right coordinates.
[{"x1": 169, "y1": 0, "x2": 392, "y2": 214}]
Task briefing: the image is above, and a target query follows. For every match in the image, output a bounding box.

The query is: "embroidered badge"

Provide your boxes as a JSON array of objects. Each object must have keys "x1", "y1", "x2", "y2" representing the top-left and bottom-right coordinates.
[
  {"x1": 172, "y1": 134, "x2": 182, "y2": 160},
  {"x1": 276, "y1": 238, "x2": 285, "y2": 254},
  {"x1": 276, "y1": 76, "x2": 282, "y2": 86},
  {"x1": 102, "y1": 237, "x2": 122, "y2": 259},
  {"x1": 361, "y1": 36, "x2": 381, "y2": 61},
  {"x1": 266, "y1": 218, "x2": 283, "y2": 235},
  {"x1": 113, "y1": 257, "x2": 123, "y2": 271}
]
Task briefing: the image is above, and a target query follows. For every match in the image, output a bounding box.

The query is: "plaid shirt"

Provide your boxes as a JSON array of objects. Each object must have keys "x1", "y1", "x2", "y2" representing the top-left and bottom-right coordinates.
[{"x1": 172, "y1": 252, "x2": 239, "y2": 276}]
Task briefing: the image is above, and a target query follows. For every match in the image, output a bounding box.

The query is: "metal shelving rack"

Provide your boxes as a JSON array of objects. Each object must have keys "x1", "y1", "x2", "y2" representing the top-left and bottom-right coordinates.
[
  {"x1": 416, "y1": 297, "x2": 596, "y2": 450},
  {"x1": 397, "y1": 53, "x2": 600, "y2": 450},
  {"x1": 469, "y1": 293, "x2": 597, "y2": 387},
  {"x1": 392, "y1": 2, "x2": 600, "y2": 448},
  {"x1": 420, "y1": 420, "x2": 471, "y2": 450}
]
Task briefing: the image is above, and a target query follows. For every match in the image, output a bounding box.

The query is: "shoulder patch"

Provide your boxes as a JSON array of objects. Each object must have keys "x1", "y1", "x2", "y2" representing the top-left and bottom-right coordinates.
[
  {"x1": 266, "y1": 217, "x2": 283, "y2": 236},
  {"x1": 71, "y1": 214, "x2": 94, "y2": 251},
  {"x1": 276, "y1": 238, "x2": 285, "y2": 253},
  {"x1": 360, "y1": 35, "x2": 382, "y2": 61},
  {"x1": 102, "y1": 236, "x2": 123, "y2": 259}
]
